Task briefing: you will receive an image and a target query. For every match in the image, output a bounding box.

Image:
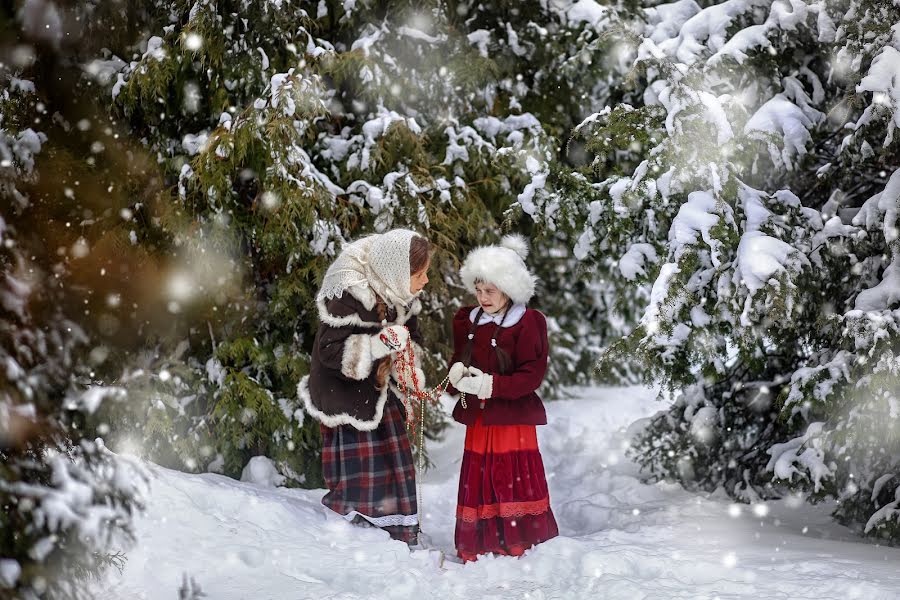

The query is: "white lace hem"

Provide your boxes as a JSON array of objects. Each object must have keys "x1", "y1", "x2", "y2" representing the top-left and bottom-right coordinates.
[{"x1": 341, "y1": 510, "x2": 419, "y2": 528}]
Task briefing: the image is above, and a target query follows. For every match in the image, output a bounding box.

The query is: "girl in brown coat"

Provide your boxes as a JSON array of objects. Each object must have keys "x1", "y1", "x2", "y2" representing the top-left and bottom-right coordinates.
[{"x1": 299, "y1": 229, "x2": 432, "y2": 544}]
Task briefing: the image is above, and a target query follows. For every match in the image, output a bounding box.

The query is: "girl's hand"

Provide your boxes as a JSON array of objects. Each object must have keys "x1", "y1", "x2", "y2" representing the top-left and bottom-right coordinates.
[
  {"x1": 456, "y1": 371, "x2": 493, "y2": 400},
  {"x1": 371, "y1": 325, "x2": 410, "y2": 359},
  {"x1": 448, "y1": 362, "x2": 468, "y2": 386}
]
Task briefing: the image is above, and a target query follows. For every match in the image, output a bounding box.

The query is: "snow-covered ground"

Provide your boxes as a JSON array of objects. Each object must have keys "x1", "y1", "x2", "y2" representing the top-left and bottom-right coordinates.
[{"x1": 100, "y1": 386, "x2": 900, "y2": 599}]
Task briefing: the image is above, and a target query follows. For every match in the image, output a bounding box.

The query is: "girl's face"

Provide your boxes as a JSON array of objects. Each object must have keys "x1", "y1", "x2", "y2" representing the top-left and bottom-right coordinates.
[
  {"x1": 475, "y1": 282, "x2": 509, "y2": 314},
  {"x1": 409, "y1": 259, "x2": 430, "y2": 294}
]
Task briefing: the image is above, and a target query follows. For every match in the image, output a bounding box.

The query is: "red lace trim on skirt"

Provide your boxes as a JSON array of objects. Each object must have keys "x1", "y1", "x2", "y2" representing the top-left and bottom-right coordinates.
[{"x1": 456, "y1": 497, "x2": 551, "y2": 523}]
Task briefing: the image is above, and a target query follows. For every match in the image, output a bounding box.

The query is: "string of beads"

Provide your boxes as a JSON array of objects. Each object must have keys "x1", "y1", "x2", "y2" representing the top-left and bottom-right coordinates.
[
  {"x1": 381, "y1": 325, "x2": 467, "y2": 424},
  {"x1": 381, "y1": 325, "x2": 468, "y2": 548}
]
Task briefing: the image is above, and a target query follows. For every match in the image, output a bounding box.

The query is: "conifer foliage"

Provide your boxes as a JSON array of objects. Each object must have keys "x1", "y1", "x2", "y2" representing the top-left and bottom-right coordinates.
[
  {"x1": 523, "y1": 0, "x2": 900, "y2": 541},
  {"x1": 100, "y1": 0, "x2": 629, "y2": 485},
  {"x1": 1, "y1": 3, "x2": 148, "y2": 597},
  {"x1": 11, "y1": 2, "x2": 900, "y2": 596}
]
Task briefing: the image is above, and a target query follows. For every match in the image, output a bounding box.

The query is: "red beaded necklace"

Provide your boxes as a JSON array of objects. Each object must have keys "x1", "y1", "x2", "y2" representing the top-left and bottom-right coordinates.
[
  {"x1": 380, "y1": 325, "x2": 464, "y2": 549},
  {"x1": 380, "y1": 325, "x2": 453, "y2": 424}
]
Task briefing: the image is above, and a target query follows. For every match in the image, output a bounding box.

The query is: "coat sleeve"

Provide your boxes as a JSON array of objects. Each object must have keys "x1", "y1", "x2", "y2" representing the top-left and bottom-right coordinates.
[
  {"x1": 316, "y1": 297, "x2": 377, "y2": 382},
  {"x1": 490, "y1": 310, "x2": 548, "y2": 400}
]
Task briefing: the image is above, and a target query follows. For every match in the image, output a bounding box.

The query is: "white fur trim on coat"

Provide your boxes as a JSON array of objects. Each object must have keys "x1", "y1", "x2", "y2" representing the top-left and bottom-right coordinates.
[
  {"x1": 480, "y1": 374, "x2": 494, "y2": 400},
  {"x1": 316, "y1": 294, "x2": 422, "y2": 329},
  {"x1": 460, "y1": 236, "x2": 537, "y2": 305},
  {"x1": 297, "y1": 375, "x2": 390, "y2": 431},
  {"x1": 341, "y1": 334, "x2": 375, "y2": 380}
]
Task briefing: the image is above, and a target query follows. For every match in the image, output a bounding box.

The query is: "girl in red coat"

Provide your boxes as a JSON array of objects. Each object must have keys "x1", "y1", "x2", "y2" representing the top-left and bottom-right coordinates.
[{"x1": 447, "y1": 234, "x2": 559, "y2": 561}]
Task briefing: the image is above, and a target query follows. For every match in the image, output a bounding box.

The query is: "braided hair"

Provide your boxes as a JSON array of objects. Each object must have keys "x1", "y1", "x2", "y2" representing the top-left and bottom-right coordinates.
[{"x1": 459, "y1": 298, "x2": 513, "y2": 376}]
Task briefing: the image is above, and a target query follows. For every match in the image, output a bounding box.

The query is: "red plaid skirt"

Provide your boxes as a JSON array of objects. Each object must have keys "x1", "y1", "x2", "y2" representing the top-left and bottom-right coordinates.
[
  {"x1": 455, "y1": 414, "x2": 558, "y2": 560},
  {"x1": 320, "y1": 396, "x2": 418, "y2": 543}
]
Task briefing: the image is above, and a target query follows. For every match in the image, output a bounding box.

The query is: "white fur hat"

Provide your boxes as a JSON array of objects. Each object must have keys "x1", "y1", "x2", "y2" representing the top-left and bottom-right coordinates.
[{"x1": 460, "y1": 234, "x2": 538, "y2": 304}]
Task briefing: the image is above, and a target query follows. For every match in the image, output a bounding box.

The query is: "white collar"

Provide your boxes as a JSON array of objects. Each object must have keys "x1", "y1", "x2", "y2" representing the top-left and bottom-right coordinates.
[{"x1": 469, "y1": 303, "x2": 526, "y2": 328}]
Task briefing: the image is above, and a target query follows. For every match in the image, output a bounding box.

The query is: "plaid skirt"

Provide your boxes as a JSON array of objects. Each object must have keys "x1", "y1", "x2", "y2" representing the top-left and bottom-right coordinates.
[{"x1": 320, "y1": 396, "x2": 418, "y2": 543}]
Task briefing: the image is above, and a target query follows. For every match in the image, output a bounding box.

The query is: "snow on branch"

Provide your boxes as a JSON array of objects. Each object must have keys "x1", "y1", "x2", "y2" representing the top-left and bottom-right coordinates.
[
  {"x1": 854, "y1": 253, "x2": 900, "y2": 312},
  {"x1": 64, "y1": 386, "x2": 127, "y2": 415},
  {"x1": 733, "y1": 231, "x2": 808, "y2": 295},
  {"x1": 651, "y1": 0, "x2": 770, "y2": 66},
  {"x1": 618, "y1": 243, "x2": 660, "y2": 281},
  {"x1": 744, "y1": 94, "x2": 818, "y2": 171},
  {"x1": 849, "y1": 170, "x2": 900, "y2": 312},
  {"x1": 782, "y1": 350, "x2": 853, "y2": 419},
  {"x1": 709, "y1": 0, "x2": 812, "y2": 65},
  {"x1": 644, "y1": 0, "x2": 702, "y2": 45},
  {"x1": 856, "y1": 45, "x2": 900, "y2": 145},
  {"x1": 641, "y1": 261, "x2": 683, "y2": 337},
  {"x1": 668, "y1": 190, "x2": 735, "y2": 266},
  {"x1": 865, "y1": 484, "x2": 900, "y2": 534},
  {"x1": 852, "y1": 168, "x2": 900, "y2": 248},
  {"x1": 565, "y1": 0, "x2": 611, "y2": 30},
  {"x1": 766, "y1": 421, "x2": 832, "y2": 491}
]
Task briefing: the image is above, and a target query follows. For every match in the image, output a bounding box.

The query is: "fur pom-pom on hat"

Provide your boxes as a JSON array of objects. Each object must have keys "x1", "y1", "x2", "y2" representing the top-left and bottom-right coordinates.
[
  {"x1": 500, "y1": 233, "x2": 529, "y2": 260},
  {"x1": 460, "y1": 233, "x2": 538, "y2": 305}
]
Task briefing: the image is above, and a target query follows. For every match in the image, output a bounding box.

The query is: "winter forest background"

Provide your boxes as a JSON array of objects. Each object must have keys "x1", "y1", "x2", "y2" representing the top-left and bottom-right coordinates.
[{"x1": 3, "y1": 0, "x2": 900, "y2": 597}]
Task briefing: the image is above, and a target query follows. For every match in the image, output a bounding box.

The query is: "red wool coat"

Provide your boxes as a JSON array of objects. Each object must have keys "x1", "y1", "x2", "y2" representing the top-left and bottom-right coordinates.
[{"x1": 449, "y1": 306, "x2": 549, "y2": 426}]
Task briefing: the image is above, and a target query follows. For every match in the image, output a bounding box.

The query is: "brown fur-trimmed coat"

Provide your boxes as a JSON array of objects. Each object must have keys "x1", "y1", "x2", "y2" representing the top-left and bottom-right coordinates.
[{"x1": 299, "y1": 291, "x2": 424, "y2": 431}]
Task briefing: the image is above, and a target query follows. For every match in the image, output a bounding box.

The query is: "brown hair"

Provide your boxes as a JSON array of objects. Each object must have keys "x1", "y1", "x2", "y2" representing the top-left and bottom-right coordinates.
[
  {"x1": 375, "y1": 297, "x2": 391, "y2": 389},
  {"x1": 375, "y1": 234, "x2": 433, "y2": 389},
  {"x1": 409, "y1": 235, "x2": 432, "y2": 275}
]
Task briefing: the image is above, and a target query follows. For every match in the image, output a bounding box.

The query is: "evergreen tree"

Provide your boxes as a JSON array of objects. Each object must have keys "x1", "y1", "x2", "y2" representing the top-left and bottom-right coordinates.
[
  {"x1": 525, "y1": 0, "x2": 900, "y2": 541},
  {"x1": 97, "y1": 0, "x2": 637, "y2": 483},
  {"x1": 1, "y1": 2, "x2": 148, "y2": 596}
]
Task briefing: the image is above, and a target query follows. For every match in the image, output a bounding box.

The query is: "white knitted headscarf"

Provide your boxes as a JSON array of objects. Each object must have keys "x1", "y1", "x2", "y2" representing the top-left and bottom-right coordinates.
[{"x1": 317, "y1": 228, "x2": 421, "y2": 310}]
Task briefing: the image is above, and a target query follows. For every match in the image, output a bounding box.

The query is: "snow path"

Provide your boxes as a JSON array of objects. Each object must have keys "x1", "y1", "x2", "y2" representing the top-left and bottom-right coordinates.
[{"x1": 100, "y1": 386, "x2": 900, "y2": 599}]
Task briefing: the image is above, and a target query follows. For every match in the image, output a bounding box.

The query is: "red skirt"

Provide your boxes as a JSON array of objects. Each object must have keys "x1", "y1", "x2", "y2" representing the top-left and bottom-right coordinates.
[{"x1": 455, "y1": 414, "x2": 558, "y2": 560}]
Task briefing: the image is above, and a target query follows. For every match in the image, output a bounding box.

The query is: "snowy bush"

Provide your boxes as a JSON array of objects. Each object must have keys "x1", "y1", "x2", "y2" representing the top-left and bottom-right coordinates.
[
  {"x1": 0, "y1": 89, "x2": 145, "y2": 600},
  {"x1": 80, "y1": 0, "x2": 654, "y2": 487},
  {"x1": 240, "y1": 456, "x2": 285, "y2": 488},
  {"x1": 524, "y1": 0, "x2": 900, "y2": 541}
]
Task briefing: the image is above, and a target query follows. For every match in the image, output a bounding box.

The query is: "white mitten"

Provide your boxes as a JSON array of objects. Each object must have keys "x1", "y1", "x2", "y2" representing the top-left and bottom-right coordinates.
[
  {"x1": 455, "y1": 371, "x2": 493, "y2": 400},
  {"x1": 413, "y1": 367, "x2": 426, "y2": 390},
  {"x1": 370, "y1": 325, "x2": 410, "y2": 359},
  {"x1": 448, "y1": 362, "x2": 468, "y2": 386},
  {"x1": 390, "y1": 356, "x2": 426, "y2": 391}
]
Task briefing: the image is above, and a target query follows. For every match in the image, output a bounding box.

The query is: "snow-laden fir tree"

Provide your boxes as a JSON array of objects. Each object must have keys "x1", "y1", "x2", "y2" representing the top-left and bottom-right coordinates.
[
  {"x1": 99, "y1": 0, "x2": 641, "y2": 482},
  {"x1": 522, "y1": 0, "x2": 900, "y2": 541},
  {"x1": 0, "y1": 5, "x2": 147, "y2": 595}
]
